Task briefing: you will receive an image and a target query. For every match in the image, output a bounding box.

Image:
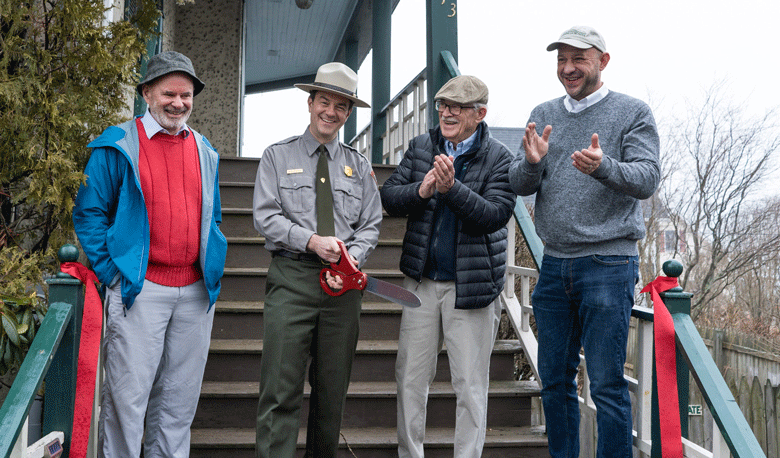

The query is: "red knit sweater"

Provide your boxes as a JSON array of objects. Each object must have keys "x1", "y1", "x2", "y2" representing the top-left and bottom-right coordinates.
[{"x1": 137, "y1": 118, "x2": 203, "y2": 286}]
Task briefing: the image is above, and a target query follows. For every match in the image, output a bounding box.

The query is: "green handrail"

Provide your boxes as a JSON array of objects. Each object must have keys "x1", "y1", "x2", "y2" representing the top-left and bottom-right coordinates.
[
  {"x1": 512, "y1": 199, "x2": 543, "y2": 271},
  {"x1": 0, "y1": 302, "x2": 74, "y2": 458},
  {"x1": 673, "y1": 313, "x2": 766, "y2": 457},
  {"x1": 440, "y1": 50, "x2": 460, "y2": 78}
]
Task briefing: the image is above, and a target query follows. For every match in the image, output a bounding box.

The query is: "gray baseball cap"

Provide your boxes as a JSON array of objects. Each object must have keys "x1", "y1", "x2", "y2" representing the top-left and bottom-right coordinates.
[
  {"x1": 434, "y1": 75, "x2": 489, "y2": 105},
  {"x1": 136, "y1": 51, "x2": 205, "y2": 97},
  {"x1": 547, "y1": 26, "x2": 607, "y2": 53}
]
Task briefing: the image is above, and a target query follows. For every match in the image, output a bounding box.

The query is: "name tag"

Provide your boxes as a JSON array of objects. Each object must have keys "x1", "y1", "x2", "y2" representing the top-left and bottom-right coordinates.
[{"x1": 287, "y1": 169, "x2": 303, "y2": 174}]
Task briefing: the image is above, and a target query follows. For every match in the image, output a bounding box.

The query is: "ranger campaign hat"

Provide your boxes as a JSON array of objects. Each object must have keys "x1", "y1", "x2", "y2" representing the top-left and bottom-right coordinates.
[
  {"x1": 136, "y1": 51, "x2": 205, "y2": 97},
  {"x1": 295, "y1": 62, "x2": 370, "y2": 108},
  {"x1": 434, "y1": 75, "x2": 489, "y2": 105},
  {"x1": 547, "y1": 26, "x2": 607, "y2": 53}
]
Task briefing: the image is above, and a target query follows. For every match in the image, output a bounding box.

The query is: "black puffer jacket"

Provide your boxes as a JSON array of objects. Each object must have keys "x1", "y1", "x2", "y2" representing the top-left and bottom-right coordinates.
[{"x1": 380, "y1": 122, "x2": 516, "y2": 309}]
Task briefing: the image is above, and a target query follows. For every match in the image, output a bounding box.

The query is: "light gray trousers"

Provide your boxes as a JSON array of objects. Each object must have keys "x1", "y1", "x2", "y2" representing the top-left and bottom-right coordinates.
[
  {"x1": 396, "y1": 277, "x2": 501, "y2": 458},
  {"x1": 98, "y1": 279, "x2": 213, "y2": 458}
]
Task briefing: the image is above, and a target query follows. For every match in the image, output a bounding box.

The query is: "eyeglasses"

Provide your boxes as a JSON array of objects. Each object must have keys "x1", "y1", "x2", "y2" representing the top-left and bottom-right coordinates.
[{"x1": 434, "y1": 100, "x2": 475, "y2": 115}]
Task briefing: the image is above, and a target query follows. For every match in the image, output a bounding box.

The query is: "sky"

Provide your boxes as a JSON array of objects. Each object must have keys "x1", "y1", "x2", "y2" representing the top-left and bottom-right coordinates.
[{"x1": 242, "y1": 0, "x2": 780, "y2": 158}]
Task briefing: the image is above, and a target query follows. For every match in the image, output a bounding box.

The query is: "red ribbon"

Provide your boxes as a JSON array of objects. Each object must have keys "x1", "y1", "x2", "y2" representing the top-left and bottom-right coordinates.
[
  {"x1": 59, "y1": 262, "x2": 102, "y2": 458},
  {"x1": 640, "y1": 275, "x2": 684, "y2": 458}
]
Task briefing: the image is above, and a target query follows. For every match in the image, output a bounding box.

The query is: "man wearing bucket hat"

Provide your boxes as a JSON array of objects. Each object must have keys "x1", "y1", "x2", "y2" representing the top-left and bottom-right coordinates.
[
  {"x1": 252, "y1": 61, "x2": 381, "y2": 458},
  {"x1": 73, "y1": 50, "x2": 226, "y2": 458},
  {"x1": 380, "y1": 75, "x2": 515, "y2": 458},
  {"x1": 508, "y1": 26, "x2": 660, "y2": 458}
]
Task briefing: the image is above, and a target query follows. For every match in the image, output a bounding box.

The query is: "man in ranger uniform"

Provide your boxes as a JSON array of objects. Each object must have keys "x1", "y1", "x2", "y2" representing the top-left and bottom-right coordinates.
[{"x1": 252, "y1": 62, "x2": 382, "y2": 458}]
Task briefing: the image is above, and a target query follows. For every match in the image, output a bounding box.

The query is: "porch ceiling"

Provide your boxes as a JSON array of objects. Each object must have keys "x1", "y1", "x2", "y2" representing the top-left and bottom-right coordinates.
[{"x1": 244, "y1": 0, "x2": 398, "y2": 93}]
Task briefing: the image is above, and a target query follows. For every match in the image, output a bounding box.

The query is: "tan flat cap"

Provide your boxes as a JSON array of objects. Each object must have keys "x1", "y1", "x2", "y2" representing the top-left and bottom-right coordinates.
[{"x1": 434, "y1": 75, "x2": 489, "y2": 105}]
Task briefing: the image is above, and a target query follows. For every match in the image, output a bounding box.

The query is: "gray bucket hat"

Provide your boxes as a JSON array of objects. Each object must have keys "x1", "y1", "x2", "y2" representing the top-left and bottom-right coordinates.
[{"x1": 136, "y1": 51, "x2": 205, "y2": 97}]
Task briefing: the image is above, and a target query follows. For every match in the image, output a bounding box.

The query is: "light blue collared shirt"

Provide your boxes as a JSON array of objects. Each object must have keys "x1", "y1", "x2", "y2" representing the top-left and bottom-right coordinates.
[
  {"x1": 445, "y1": 128, "x2": 479, "y2": 158},
  {"x1": 140, "y1": 108, "x2": 191, "y2": 139},
  {"x1": 564, "y1": 84, "x2": 609, "y2": 114}
]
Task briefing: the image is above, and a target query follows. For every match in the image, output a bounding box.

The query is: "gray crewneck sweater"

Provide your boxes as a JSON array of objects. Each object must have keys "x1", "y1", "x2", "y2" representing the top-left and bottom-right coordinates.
[{"x1": 509, "y1": 91, "x2": 660, "y2": 258}]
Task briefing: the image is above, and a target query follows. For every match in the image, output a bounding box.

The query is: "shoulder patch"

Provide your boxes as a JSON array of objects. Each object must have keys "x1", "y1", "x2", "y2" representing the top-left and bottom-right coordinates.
[{"x1": 370, "y1": 169, "x2": 378, "y2": 187}]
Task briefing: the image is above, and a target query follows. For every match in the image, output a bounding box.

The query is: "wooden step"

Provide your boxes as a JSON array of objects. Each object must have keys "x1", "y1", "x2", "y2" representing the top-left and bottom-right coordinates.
[
  {"x1": 221, "y1": 208, "x2": 258, "y2": 238},
  {"x1": 212, "y1": 301, "x2": 404, "y2": 341},
  {"x1": 220, "y1": 182, "x2": 255, "y2": 209},
  {"x1": 194, "y1": 380, "x2": 539, "y2": 429},
  {"x1": 220, "y1": 181, "x2": 405, "y2": 211},
  {"x1": 189, "y1": 425, "x2": 548, "y2": 458},
  {"x1": 225, "y1": 238, "x2": 404, "y2": 270},
  {"x1": 219, "y1": 268, "x2": 406, "y2": 302},
  {"x1": 219, "y1": 156, "x2": 260, "y2": 183},
  {"x1": 218, "y1": 159, "x2": 396, "y2": 188},
  {"x1": 203, "y1": 340, "x2": 522, "y2": 383},
  {"x1": 220, "y1": 208, "x2": 410, "y2": 240}
]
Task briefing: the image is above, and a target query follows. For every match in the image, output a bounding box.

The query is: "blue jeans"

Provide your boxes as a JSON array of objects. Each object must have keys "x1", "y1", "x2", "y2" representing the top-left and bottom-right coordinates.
[{"x1": 533, "y1": 254, "x2": 638, "y2": 458}]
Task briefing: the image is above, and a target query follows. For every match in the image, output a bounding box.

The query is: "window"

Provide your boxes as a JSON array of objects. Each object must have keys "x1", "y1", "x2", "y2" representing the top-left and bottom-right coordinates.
[{"x1": 660, "y1": 229, "x2": 686, "y2": 254}]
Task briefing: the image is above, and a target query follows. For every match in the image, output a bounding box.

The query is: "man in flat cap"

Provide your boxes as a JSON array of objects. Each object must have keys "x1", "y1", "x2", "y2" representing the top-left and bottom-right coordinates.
[
  {"x1": 380, "y1": 75, "x2": 515, "y2": 458},
  {"x1": 73, "y1": 51, "x2": 226, "y2": 458},
  {"x1": 252, "y1": 61, "x2": 381, "y2": 458},
  {"x1": 509, "y1": 26, "x2": 660, "y2": 458}
]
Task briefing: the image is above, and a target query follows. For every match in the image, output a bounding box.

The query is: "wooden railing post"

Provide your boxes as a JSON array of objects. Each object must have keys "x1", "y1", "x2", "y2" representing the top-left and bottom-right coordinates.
[
  {"x1": 42, "y1": 244, "x2": 84, "y2": 457},
  {"x1": 660, "y1": 260, "x2": 693, "y2": 438},
  {"x1": 651, "y1": 260, "x2": 693, "y2": 457}
]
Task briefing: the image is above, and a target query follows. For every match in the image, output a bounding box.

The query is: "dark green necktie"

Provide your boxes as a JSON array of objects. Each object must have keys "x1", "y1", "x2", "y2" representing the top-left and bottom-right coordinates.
[{"x1": 316, "y1": 145, "x2": 335, "y2": 237}]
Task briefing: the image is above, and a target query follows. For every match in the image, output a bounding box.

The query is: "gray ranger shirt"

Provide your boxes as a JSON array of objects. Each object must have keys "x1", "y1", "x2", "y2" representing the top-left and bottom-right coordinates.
[{"x1": 252, "y1": 128, "x2": 382, "y2": 267}]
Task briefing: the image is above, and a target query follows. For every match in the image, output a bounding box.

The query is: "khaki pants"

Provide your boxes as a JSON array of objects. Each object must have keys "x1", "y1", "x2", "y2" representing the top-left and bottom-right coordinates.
[{"x1": 396, "y1": 277, "x2": 501, "y2": 458}]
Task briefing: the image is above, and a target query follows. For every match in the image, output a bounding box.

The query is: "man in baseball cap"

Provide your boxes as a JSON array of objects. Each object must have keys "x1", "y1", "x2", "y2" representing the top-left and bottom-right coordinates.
[
  {"x1": 509, "y1": 25, "x2": 660, "y2": 458},
  {"x1": 547, "y1": 25, "x2": 607, "y2": 53},
  {"x1": 73, "y1": 50, "x2": 226, "y2": 458},
  {"x1": 253, "y1": 62, "x2": 381, "y2": 457},
  {"x1": 381, "y1": 74, "x2": 515, "y2": 458}
]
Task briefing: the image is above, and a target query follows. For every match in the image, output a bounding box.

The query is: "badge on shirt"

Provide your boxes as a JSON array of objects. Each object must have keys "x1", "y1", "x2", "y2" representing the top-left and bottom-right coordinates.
[
  {"x1": 344, "y1": 166, "x2": 353, "y2": 177},
  {"x1": 287, "y1": 168, "x2": 303, "y2": 174}
]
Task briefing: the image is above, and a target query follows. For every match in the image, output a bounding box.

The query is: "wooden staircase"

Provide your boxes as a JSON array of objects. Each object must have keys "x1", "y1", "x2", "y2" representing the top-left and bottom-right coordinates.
[{"x1": 190, "y1": 156, "x2": 548, "y2": 457}]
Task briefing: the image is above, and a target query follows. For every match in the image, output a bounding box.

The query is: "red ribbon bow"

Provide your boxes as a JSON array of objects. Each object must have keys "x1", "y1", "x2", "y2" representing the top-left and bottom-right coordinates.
[
  {"x1": 59, "y1": 262, "x2": 102, "y2": 458},
  {"x1": 640, "y1": 275, "x2": 684, "y2": 458}
]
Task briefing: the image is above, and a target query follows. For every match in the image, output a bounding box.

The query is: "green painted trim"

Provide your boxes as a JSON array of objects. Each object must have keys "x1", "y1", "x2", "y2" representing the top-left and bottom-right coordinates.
[
  {"x1": 0, "y1": 303, "x2": 74, "y2": 458},
  {"x1": 426, "y1": 0, "x2": 458, "y2": 129},
  {"x1": 343, "y1": 40, "x2": 359, "y2": 143},
  {"x1": 42, "y1": 280, "x2": 83, "y2": 456},
  {"x1": 674, "y1": 313, "x2": 767, "y2": 458},
  {"x1": 246, "y1": 73, "x2": 317, "y2": 94},
  {"x1": 512, "y1": 197, "x2": 543, "y2": 272},
  {"x1": 371, "y1": 0, "x2": 392, "y2": 164},
  {"x1": 440, "y1": 50, "x2": 460, "y2": 78}
]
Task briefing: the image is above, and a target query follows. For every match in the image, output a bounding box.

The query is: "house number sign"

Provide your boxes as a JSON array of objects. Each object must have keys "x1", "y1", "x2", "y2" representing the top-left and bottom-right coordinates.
[{"x1": 442, "y1": 0, "x2": 456, "y2": 17}]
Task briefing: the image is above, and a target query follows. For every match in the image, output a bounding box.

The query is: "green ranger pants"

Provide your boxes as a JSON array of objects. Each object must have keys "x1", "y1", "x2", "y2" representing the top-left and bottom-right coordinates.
[{"x1": 255, "y1": 255, "x2": 362, "y2": 458}]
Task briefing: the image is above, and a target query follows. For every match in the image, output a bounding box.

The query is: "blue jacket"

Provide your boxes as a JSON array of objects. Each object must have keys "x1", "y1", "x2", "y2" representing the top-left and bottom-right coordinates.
[{"x1": 73, "y1": 118, "x2": 227, "y2": 309}]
